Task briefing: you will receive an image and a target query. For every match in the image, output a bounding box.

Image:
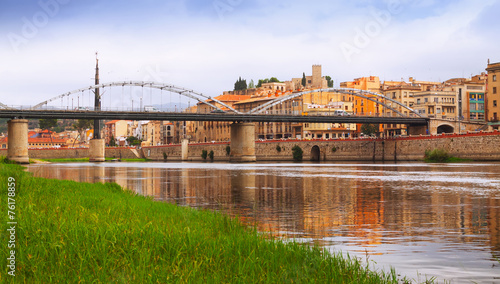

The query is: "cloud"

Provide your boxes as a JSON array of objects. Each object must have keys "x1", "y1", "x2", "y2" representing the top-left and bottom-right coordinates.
[{"x1": 0, "y1": 0, "x2": 498, "y2": 106}]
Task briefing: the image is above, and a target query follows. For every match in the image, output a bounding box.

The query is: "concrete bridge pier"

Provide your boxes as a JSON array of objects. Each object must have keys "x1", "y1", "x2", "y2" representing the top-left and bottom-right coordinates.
[
  {"x1": 7, "y1": 119, "x2": 29, "y2": 164},
  {"x1": 181, "y1": 139, "x2": 189, "y2": 161},
  {"x1": 230, "y1": 122, "x2": 256, "y2": 162},
  {"x1": 89, "y1": 139, "x2": 105, "y2": 162}
]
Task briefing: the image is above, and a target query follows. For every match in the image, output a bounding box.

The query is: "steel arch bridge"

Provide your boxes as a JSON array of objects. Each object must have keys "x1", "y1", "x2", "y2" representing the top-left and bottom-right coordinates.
[
  {"x1": 249, "y1": 88, "x2": 422, "y2": 117},
  {"x1": 29, "y1": 81, "x2": 241, "y2": 114},
  {"x1": 1, "y1": 83, "x2": 420, "y2": 118}
]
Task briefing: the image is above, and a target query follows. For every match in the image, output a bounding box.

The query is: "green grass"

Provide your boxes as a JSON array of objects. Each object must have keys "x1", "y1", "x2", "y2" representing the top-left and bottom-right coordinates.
[
  {"x1": 424, "y1": 149, "x2": 471, "y2": 163},
  {"x1": 0, "y1": 162, "x2": 405, "y2": 283}
]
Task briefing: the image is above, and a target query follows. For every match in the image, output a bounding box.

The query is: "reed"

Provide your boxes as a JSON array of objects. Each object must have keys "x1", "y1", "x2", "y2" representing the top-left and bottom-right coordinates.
[{"x1": 0, "y1": 162, "x2": 404, "y2": 283}]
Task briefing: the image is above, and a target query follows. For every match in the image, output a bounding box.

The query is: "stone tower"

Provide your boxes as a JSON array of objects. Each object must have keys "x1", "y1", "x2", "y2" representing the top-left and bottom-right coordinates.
[{"x1": 312, "y1": 64, "x2": 322, "y2": 88}]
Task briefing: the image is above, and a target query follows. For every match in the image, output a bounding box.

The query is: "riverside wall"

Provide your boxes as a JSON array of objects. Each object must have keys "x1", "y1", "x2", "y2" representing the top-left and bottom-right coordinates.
[
  {"x1": 2, "y1": 131, "x2": 500, "y2": 162},
  {"x1": 0, "y1": 147, "x2": 141, "y2": 160},
  {"x1": 143, "y1": 131, "x2": 500, "y2": 162}
]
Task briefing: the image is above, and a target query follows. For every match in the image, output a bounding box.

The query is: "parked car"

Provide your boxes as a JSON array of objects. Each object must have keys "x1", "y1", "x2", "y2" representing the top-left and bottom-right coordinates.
[
  {"x1": 210, "y1": 109, "x2": 226, "y2": 113},
  {"x1": 333, "y1": 110, "x2": 351, "y2": 116}
]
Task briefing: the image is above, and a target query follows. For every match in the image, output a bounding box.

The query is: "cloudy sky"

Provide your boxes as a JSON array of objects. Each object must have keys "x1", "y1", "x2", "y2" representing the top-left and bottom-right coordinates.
[{"x1": 0, "y1": 0, "x2": 499, "y2": 106}]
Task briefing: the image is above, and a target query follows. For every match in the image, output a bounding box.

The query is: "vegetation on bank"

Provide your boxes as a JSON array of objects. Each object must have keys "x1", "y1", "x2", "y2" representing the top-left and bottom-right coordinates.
[
  {"x1": 292, "y1": 145, "x2": 303, "y2": 161},
  {"x1": 0, "y1": 161, "x2": 407, "y2": 283},
  {"x1": 424, "y1": 149, "x2": 471, "y2": 163}
]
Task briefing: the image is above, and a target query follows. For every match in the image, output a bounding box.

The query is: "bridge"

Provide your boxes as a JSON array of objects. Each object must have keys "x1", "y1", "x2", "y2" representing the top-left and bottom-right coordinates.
[{"x1": 1, "y1": 80, "x2": 429, "y2": 164}]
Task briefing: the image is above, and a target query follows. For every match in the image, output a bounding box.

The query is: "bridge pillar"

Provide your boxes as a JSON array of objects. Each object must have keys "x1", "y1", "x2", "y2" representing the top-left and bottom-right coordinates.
[
  {"x1": 230, "y1": 122, "x2": 256, "y2": 162},
  {"x1": 89, "y1": 139, "x2": 105, "y2": 162},
  {"x1": 181, "y1": 139, "x2": 189, "y2": 161},
  {"x1": 7, "y1": 119, "x2": 29, "y2": 164}
]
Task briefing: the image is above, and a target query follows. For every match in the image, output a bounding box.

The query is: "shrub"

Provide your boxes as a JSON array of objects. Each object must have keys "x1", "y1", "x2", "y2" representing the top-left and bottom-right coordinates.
[
  {"x1": 331, "y1": 146, "x2": 337, "y2": 153},
  {"x1": 163, "y1": 152, "x2": 167, "y2": 161},
  {"x1": 201, "y1": 150, "x2": 208, "y2": 160},
  {"x1": 225, "y1": 145, "x2": 231, "y2": 156},
  {"x1": 276, "y1": 145, "x2": 282, "y2": 152},
  {"x1": 208, "y1": 150, "x2": 214, "y2": 161},
  {"x1": 424, "y1": 149, "x2": 450, "y2": 163},
  {"x1": 292, "y1": 145, "x2": 303, "y2": 161},
  {"x1": 0, "y1": 156, "x2": 15, "y2": 164}
]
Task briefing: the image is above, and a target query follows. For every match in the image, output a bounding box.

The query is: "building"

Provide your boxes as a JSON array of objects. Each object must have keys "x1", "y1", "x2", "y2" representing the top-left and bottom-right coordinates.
[
  {"x1": 381, "y1": 81, "x2": 421, "y2": 136},
  {"x1": 412, "y1": 90, "x2": 457, "y2": 120},
  {"x1": 1, "y1": 130, "x2": 68, "y2": 149},
  {"x1": 192, "y1": 92, "x2": 251, "y2": 142},
  {"x1": 290, "y1": 65, "x2": 329, "y2": 90},
  {"x1": 104, "y1": 120, "x2": 130, "y2": 146},
  {"x1": 486, "y1": 60, "x2": 500, "y2": 127}
]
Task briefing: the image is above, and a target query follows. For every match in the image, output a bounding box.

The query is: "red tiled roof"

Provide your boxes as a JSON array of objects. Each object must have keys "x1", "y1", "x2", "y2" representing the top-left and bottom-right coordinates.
[
  {"x1": 213, "y1": 94, "x2": 252, "y2": 102},
  {"x1": 28, "y1": 138, "x2": 66, "y2": 143}
]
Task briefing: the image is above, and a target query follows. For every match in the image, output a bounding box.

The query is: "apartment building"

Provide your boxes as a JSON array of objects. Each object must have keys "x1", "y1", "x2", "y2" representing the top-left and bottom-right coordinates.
[{"x1": 486, "y1": 61, "x2": 500, "y2": 126}]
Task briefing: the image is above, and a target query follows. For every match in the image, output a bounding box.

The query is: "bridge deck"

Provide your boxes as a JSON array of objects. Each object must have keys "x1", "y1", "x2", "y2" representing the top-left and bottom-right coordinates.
[{"x1": 0, "y1": 109, "x2": 429, "y2": 125}]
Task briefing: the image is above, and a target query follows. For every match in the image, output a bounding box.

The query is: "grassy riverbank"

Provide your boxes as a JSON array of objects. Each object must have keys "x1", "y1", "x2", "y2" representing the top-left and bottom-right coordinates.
[
  {"x1": 1, "y1": 162, "x2": 404, "y2": 283},
  {"x1": 424, "y1": 149, "x2": 471, "y2": 163}
]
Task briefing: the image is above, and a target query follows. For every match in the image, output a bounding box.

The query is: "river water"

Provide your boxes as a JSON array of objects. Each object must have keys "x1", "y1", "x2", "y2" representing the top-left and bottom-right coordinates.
[{"x1": 27, "y1": 162, "x2": 500, "y2": 283}]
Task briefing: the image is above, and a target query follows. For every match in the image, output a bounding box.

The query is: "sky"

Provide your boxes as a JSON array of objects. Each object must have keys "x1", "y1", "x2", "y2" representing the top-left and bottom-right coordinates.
[{"x1": 0, "y1": 0, "x2": 499, "y2": 106}]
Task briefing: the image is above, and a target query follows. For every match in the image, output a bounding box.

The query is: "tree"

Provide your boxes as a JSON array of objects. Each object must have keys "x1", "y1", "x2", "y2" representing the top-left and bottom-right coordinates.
[
  {"x1": 234, "y1": 77, "x2": 247, "y2": 91},
  {"x1": 72, "y1": 119, "x2": 93, "y2": 142},
  {"x1": 269, "y1": 77, "x2": 280, "y2": 83},
  {"x1": 325, "y1": 76, "x2": 334, "y2": 88},
  {"x1": 39, "y1": 119, "x2": 58, "y2": 131},
  {"x1": 109, "y1": 135, "x2": 116, "y2": 147},
  {"x1": 248, "y1": 79, "x2": 255, "y2": 89},
  {"x1": 126, "y1": 136, "x2": 142, "y2": 146},
  {"x1": 360, "y1": 124, "x2": 378, "y2": 136},
  {"x1": 292, "y1": 145, "x2": 303, "y2": 161},
  {"x1": 301, "y1": 72, "x2": 306, "y2": 87}
]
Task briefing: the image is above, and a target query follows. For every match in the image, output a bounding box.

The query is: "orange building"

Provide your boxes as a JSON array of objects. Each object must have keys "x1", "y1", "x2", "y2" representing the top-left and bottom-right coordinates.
[
  {"x1": 340, "y1": 76, "x2": 383, "y2": 134},
  {"x1": 340, "y1": 76, "x2": 382, "y2": 115}
]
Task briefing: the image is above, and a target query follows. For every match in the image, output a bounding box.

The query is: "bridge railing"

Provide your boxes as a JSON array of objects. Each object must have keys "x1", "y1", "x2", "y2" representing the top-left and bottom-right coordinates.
[{"x1": 2, "y1": 105, "x2": 427, "y2": 119}]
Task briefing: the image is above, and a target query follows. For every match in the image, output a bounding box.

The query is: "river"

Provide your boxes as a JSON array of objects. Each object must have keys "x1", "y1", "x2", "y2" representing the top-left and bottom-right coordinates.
[{"x1": 27, "y1": 162, "x2": 500, "y2": 283}]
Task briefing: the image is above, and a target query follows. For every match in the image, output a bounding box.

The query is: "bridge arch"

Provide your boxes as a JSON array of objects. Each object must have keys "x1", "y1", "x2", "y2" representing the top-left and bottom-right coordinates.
[
  {"x1": 249, "y1": 88, "x2": 421, "y2": 117},
  {"x1": 31, "y1": 81, "x2": 240, "y2": 113},
  {"x1": 0, "y1": 102, "x2": 12, "y2": 109},
  {"x1": 437, "y1": 124, "x2": 454, "y2": 134},
  {"x1": 311, "y1": 145, "x2": 320, "y2": 161}
]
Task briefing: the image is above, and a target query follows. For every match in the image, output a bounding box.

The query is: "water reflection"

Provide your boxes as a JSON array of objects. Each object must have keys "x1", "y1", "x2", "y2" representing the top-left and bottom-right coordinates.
[{"x1": 28, "y1": 162, "x2": 500, "y2": 283}]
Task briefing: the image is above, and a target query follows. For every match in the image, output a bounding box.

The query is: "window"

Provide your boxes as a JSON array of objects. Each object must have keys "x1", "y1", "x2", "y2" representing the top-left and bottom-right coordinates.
[
  {"x1": 424, "y1": 98, "x2": 428, "y2": 103},
  {"x1": 494, "y1": 100, "x2": 498, "y2": 107},
  {"x1": 478, "y1": 104, "x2": 484, "y2": 111},
  {"x1": 494, "y1": 75, "x2": 497, "y2": 82},
  {"x1": 416, "y1": 98, "x2": 421, "y2": 104},
  {"x1": 494, "y1": 87, "x2": 497, "y2": 94},
  {"x1": 470, "y1": 104, "x2": 476, "y2": 111}
]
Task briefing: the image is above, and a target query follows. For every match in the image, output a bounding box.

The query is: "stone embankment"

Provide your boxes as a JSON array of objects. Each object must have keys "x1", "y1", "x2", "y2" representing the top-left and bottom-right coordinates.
[
  {"x1": 144, "y1": 131, "x2": 500, "y2": 162},
  {"x1": 1, "y1": 131, "x2": 500, "y2": 162}
]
